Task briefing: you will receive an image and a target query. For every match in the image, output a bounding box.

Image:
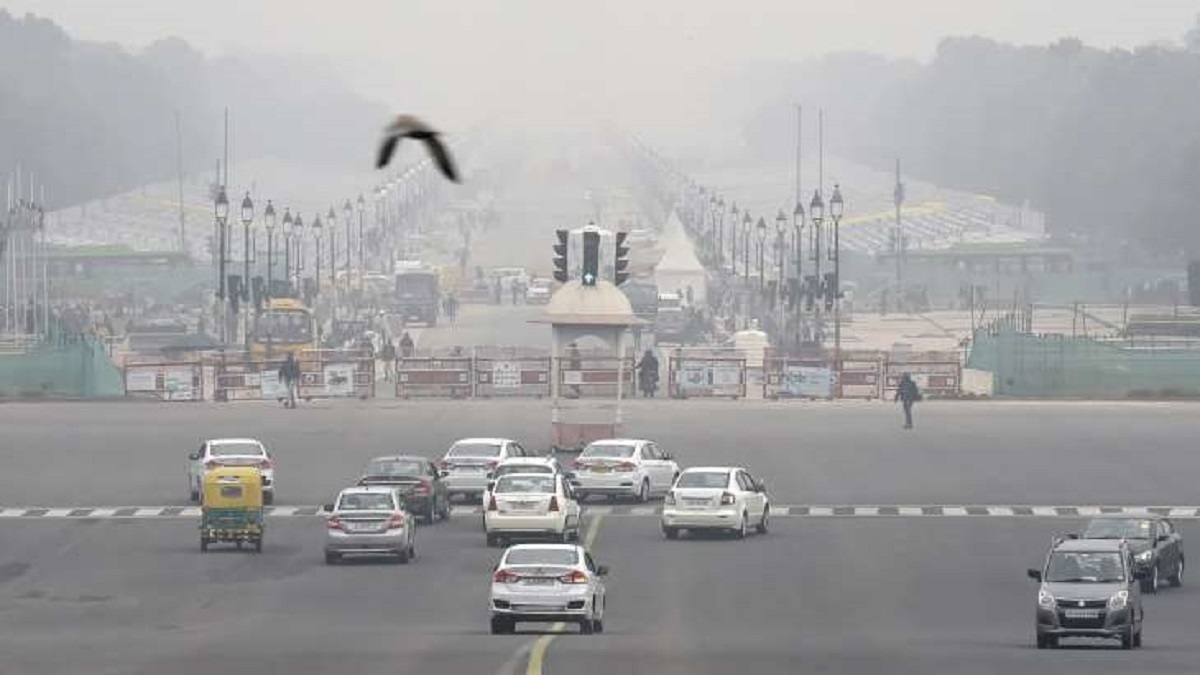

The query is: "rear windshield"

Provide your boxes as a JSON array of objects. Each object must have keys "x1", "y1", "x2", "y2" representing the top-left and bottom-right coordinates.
[
  {"x1": 581, "y1": 444, "x2": 635, "y2": 459},
  {"x1": 337, "y1": 493, "x2": 395, "y2": 511},
  {"x1": 676, "y1": 471, "x2": 730, "y2": 489},
  {"x1": 1082, "y1": 519, "x2": 1151, "y2": 540},
  {"x1": 495, "y1": 475, "x2": 556, "y2": 494},
  {"x1": 496, "y1": 464, "x2": 553, "y2": 476},
  {"x1": 505, "y1": 549, "x2": 579, "y2": 566},
  {"x1": 447, "y1": 442, "x2": 502, "y2": 458},
  {"x1": 366, "y1": 459, "x2": 426, "y2": 476},
  {"x1": 210, "y1": 442, "x2": 265, "y2": 457}
]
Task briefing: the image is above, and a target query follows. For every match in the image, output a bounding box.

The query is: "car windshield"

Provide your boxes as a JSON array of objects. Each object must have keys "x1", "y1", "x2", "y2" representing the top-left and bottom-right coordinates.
[
  {"x1": 1045, "y1": 551, "x2": 1126, "y2": 583},
  {"x1": 495, "y1": 475, "x2": 555, "y2": 494},
  {"x1": 337, "y1": 493, "x2": 395, "y2": 511},
  {"x1": 1082, "y1": 519, "x2": 1152, "y2": 540},
  {"x1": 496, "y1": 465, "x2": 552, "y2": 476},
  {"x1": 210, "y1": 442, "x2": 264, "y2": 457},
  {"x1": 366, "y1": 459, "x2": 426, "y2": 476},
  {"x1": 447, "y1": 443, "x2": 502, "y2": 458},
  {"x1": 504, "y1": 549, "x2": 579, "y2": 566},
  {"x1": 676, "y1": 471, "x2": 730, "y2": 489},
  {"x1": 581, "y1": 444, "x2": 635, "y2": 459}
]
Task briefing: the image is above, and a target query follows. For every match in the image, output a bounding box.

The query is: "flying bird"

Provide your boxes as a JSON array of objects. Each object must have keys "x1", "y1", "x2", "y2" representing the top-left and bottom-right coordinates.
[{"x1": 376, "y1": 115, "x2": 459, "y2": 183}]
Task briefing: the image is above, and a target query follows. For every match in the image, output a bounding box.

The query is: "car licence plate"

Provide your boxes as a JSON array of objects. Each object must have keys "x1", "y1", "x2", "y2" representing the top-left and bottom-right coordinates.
[
  {"x1": 1064, "y1": 609, "x2": 1100, "y2": 619},
  {"x1": 522, "y1": 577, "x2": 555, "y2": 585},
  {"x1": 590, "y1": 466, "x2": 611, "y2": 474},
  {"x1": 345, "y1": 521, "x2": 382, "y2": 532}
]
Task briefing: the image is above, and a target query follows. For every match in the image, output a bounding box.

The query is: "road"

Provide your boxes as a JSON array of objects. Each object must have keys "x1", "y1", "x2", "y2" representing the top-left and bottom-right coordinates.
[{"x1": 2, "y1": 399, "x2": 1199, "y2": 674}]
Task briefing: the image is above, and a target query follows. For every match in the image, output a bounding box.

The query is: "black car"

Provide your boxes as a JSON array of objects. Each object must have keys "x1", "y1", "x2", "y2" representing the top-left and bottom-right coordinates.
[
  {"x1": 1028, "y1": 536, "x2": 1147, "y2": 649},
  {"x1": 1081, "y1": 516, "x2": 1185, "y2": 594},
  {"x1": 357, "y1": 455, "x2": 451, "y2": 524}
]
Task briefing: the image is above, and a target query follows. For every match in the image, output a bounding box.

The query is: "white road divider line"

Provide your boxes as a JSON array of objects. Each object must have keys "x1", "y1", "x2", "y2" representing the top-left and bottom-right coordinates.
[{"x1": 0, "y1": 505, "x2": 1197, "y2": 519}]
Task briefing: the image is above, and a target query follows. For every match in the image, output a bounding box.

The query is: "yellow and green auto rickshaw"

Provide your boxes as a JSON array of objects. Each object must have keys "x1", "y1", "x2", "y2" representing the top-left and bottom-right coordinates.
[{"x1": 200, "y1": 466, "x2": 265, "y2": 553}]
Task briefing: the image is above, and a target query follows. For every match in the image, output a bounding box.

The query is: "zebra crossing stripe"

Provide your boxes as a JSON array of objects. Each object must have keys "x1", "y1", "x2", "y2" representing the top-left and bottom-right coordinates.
[{"x1": 0, "y1": 505, "x2": 1198, "y2": 519}]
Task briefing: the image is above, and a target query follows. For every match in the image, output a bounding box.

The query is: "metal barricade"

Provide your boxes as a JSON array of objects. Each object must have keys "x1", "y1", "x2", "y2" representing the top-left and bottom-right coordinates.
[
  {"x1": 838, "y1": 358, "x2": 883, "y2": 399},
  {"x1": 762, "y1": 357, "x2": 834, "y2": 399},
  {"x1": 123, "y1": 361, "x2": 205, "y2": 401},
  {"x1": 474, "y1": 357, "x2": 551, "y2": 398},
  {"x1": 555, "y1": 356, "x2": 635, "y2": 399},
  {"x1": 883, "y1": 359, "x2": 962, "y2": 399},
  {"x1": 395, "y1": 357, "x2": 473, "y2": 398},
  {"x1": 668, "y1": 356, "x2": 746, "y2": 399},
  {"x1": 209, "y1": 350, "x2": 375, "y2": 402}
]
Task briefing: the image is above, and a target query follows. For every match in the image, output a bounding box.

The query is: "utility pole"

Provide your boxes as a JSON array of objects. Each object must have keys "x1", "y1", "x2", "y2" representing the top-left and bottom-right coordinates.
[{"x1": 894, "y1": 158, "x2": 904, "y2": 313}]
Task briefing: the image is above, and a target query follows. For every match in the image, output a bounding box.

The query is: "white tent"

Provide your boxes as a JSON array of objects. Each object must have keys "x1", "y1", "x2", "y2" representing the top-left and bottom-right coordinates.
[{"x1": 653, "y1": 211, "x2": 707, "y2": 306}]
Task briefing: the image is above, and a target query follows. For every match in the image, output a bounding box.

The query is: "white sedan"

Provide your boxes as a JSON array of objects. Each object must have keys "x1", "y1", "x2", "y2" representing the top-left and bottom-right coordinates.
[
  {"x1": 485, "y1": 473, "x2": 581, "y2": 547},
  {"x1": 569, "y1": 439, "x2": 679, "y2": 502},
  {"x1": 489, "y1": 543, "x2": 607, "y2": 634},
  {"x1": 187, "y1": 438, "x2": 276, "y2": 504},
  {"x1": 661, "y1": 466, "x2": 770, "y2": 539}
]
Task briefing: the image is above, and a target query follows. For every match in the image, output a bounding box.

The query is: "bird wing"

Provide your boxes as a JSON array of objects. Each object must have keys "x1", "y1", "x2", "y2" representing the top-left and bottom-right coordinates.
[
  {"x1": 377, "y1": 134, "x2": 401, "y2": 169},
  {"x1": 422, "y1": 135, "x2": 459, "y2": 182}
]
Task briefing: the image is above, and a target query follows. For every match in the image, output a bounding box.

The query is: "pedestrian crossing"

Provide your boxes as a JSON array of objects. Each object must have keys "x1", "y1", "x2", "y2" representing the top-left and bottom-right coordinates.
[{"x1": 0, "y1": 504, "x2": 1197, "y2": 520}]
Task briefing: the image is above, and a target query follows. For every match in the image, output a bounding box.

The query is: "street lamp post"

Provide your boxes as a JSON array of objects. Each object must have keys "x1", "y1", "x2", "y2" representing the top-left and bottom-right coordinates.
[
  {"x1": 343, "y1": 199, "x2": 353, "y2": 294},
  {"x1": 281, "y1": 209, "x2": 293, "y2": 292},
  {"x1": 356, "y1": 194, "x2": 366, "y2": 295},
  {"x1": 809, "y1": 190, "x2": 825, "y2": 344},
  {"x1": 829, "y1": 184, "x2": 845, "y2": 395},
  {"x1": 327, "y1": 206, "x2": 338, "y2": 320},
  {"x1": 214, "y1": 187, "x2": 229, "y2": 343},
  {"x1": 730, "y1": 202, "x2": 739, "y2": 276},
  {"x1": 312, "y1": 214, "x2": 323, "y2": 298},
  {"x1": 240, "y1": 192, "x2": 255, "y2": 352},
  {"x1": 742, "y1": 212, "x2": 751, "y2": 284},
  {"x1": 264, "y1": 201, "x2": 276, "y2": 302},
  {"x1": 293, "y1": 213, "x2": 305, "y2": 296},
  {"x1": 775, "y1": 210, "x2": 787, "y2": 342},
  {"x1": 756, "y1": 217, "x2": 767, "y2": 294},
  {"x1": 792, "y1": 201, "x2": 806, "y2": 341}
]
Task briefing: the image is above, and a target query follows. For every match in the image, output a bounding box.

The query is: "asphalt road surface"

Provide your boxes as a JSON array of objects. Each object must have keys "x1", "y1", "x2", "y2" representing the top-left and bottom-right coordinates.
[{"x1": 2, "y1": 399, "x2": 1199, "y2": 674}]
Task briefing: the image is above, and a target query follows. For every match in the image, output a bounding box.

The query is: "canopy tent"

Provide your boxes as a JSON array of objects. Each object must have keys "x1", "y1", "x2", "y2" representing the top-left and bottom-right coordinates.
[{"x1": 653, "y1": 210, "x2": 707, "y2": 306}]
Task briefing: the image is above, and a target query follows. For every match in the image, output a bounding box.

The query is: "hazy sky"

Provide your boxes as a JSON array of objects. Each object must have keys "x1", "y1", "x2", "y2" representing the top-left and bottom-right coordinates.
[{"x1": 4, "y1": 1, "x2": 1196, "y2": 132}]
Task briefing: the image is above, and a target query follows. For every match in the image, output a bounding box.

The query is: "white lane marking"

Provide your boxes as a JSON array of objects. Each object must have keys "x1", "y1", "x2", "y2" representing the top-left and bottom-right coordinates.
[
  {"x1": 808, "y1": 507, "x2": 834, "y2": 517},
  {"x1": 1032, "y1": 506, "x2": 1058, "y2": 517},
  {"x1": 987, "y1": 506, "x2": 1014, "y2": 516},
  {"x1": 899, "y1": 506, "x2": 924, "y2": 516},
  {"x1": 942, "y1": 506, "x2": 969, "y2": 517}
]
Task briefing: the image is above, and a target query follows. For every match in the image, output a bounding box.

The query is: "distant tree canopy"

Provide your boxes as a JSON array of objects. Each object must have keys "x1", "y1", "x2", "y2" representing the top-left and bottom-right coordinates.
[
  {"x1": 0, "y1": 10, "x2": 386, "y2": 209},
  {"x1": 741, "y1": 20, "x2": 1200, "y2": 256}
]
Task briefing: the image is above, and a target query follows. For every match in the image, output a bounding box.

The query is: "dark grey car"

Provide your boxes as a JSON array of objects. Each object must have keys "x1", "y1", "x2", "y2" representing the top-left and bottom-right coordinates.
[
  {"x1": 1081, "y1": 516, "x2": 1185, "y2": 594},
  {"x1": 1028, "y1": 537, "x2": 1146, "y2": 649}
]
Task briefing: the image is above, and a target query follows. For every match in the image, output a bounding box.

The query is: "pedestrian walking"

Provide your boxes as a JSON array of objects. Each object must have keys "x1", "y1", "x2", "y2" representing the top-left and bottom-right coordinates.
[
  {"x1": 565, "y1": 341, "x2": 582, "y2": 398},
  {"x1": 380, "y1": 339, "x2": 397, "y2": 382},
  {"x1": 635, "y1": 348, "x2": 659, "y2": 398},
  {"x1": 894, "y1": 372, "x2": 921, "y2": 429},
  {"x1": 399, "y1": 331, "x2": 415, "y2": 358},
  {"x1": 279, "y1": 352, "x2": 301, "y2": 409}
]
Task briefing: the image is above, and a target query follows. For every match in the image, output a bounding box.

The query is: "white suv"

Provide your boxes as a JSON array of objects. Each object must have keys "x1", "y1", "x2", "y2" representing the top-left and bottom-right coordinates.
[
  {"x1": 187, "y1": 438, "x2": 276, "y2": 504},
  {"x1": 569, "y1": 439, "x2": 679, "y2": 502},
  {"x1": 438, "y1": 438, "x2": 531, "y2": 502}
]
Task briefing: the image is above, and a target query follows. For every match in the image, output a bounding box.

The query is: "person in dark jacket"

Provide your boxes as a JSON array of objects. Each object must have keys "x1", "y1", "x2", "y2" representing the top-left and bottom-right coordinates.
[
  {"x1": 894, "y1": 372, "x2": 921, "y2": 429},
  {"x1": 635, "y1": 349, "x2": 659, "y2": 397},
  {"x1": 399, "y1": 331, "x2": 415, "y2": 358},
  {"x1": 279, "y1": 353, "x2": 302, "y2": 409}
]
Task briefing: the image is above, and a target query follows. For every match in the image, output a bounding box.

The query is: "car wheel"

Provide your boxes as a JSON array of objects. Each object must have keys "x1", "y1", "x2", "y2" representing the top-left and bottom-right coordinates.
[
  {"x1": 1121, "y1": 627, "x2": 1133, "y2": 650},
  {"x1": 423, "y1": 503, "x2": 437, "y2": 524},
  {"x1": 438, "y1": 497, "x2": 451, "y2": 521},
  {"x1": 593, "y1": 617, "x2": 604, "y2": 633},
  {"x1": 1133, "y1": 630, "x2": 1142, "y2": 648},
  {"x1": 324, "y1": 551, "x2": 339, "y2": 565},
  {"x1": 1035, "y1": 634, "x2": 1047, "y2": 650},
  {"x1": 200, "y1": 536, "x2": 209, "y2": 553},
  {"x1": 486, "y1": 533, "x2": 502, "y2": 548},
  {"x1": 1170, "y1": 556, "x2": 1184, "y2": 587},
  {"x1": 636, "y1": 479, "x2": 649, "y2": 503},
  {"x1": 490, "y1": 616, "x2": 513, "y2": 635},
  {"x1": 396, "y1": 547, "x2": 410, "y2": 565},
  {"x1": 663, "y1": 527, "x2": 679, "y2": 540},
  {"x1": 253, "y1": 537, "x2": 263, "y2": 554},
  {"x1": 735, "y1": 512, "x2": 747, "y2": 540},
  {"x1": 263, "y1": 491, "x2": 274, "y2": 506},
  {"x1": 756, "y1": 506, "x2": 770, "y2": 534},
  {"x1": 580, "y1": 619, "x2": 595, "y2": 635},
  {"x1": 189, "y1": 487, "x2": 200, "y2": 503}
]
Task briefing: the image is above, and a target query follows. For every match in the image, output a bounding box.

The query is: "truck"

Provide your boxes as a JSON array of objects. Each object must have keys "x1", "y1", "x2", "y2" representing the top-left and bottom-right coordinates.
[{"x1": 395, "y1": 268, "x2": 441, "y2": 326}]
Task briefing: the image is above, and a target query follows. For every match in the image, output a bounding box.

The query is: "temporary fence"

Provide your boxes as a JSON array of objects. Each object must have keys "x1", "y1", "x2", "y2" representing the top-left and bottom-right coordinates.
[
  {"x1": 882, "y1": 355, "x2": 961, "y2": 400},
  {"x1": 395, "y1": 356, "x2": 473, "y2": 398},
  {"x1": 124, "y1": 361, "x2": 205, "y2": 401},
  {"x1": 473, "y1": 356, "x2": 551, "y2": 398},
  {"x1": 762, "y1": 356, "x2": 835, "y2": 399},
  {"x1": 556, "y1": 356, "x2": 635, "y2": 399},
  {"x1": 667, "y1": 351, "x2": 746, "y2": 399},
  {"x1": 126, "y1": 350, "x2": 377, "y2": 402}
]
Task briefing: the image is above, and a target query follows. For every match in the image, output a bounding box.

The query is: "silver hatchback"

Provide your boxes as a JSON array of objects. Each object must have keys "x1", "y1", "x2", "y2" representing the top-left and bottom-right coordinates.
[{"x1": 324, "y1": 486, "x2": 416, "y2": 565}]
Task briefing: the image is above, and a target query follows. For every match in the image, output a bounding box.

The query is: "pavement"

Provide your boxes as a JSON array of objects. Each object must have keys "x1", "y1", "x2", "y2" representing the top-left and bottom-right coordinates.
[{"x1": 3, "y1": 399, "x2": 1200, "y2": 674}]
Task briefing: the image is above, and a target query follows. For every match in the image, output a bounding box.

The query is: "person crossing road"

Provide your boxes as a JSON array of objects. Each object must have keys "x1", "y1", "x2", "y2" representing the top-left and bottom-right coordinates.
[{"x1": 894, "y1": 373, "x2": 921, "y2": 429}]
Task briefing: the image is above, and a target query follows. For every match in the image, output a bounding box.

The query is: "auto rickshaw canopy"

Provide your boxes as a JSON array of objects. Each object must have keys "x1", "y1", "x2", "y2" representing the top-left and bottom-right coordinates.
[{"x1": 202, "y1": 466, "x2": 264, "y2": 509}]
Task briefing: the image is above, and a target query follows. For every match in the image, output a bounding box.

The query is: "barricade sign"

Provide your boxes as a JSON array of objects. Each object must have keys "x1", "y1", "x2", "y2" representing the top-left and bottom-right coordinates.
[
  {"x1": 474, "y1": 357, "x2": 551, "y2": 398},
  {"x1": 556, "y1": 356, "x2": 635, "y2": 399},
  {"x1": 124, "y1": 362, "x2": 204, "y2": 401},
  {"x1": 669, "y1": 357, "x2": 746, "y2": 398},
  {"x1": 883, "y1": 360, "x2": 961, "y2": 399},
  {"x1": 839, "y1": 359, "x2": 882, "y2": 399},
  {"x1": 396, "y1": 357, "x2": 472, "y2": 398},
  {"x1": 210, "y1": 351, "x2": 375, "y2": 402},
  {"x1": 763, "y1": 358, "x2": 834, "y2": 399}
]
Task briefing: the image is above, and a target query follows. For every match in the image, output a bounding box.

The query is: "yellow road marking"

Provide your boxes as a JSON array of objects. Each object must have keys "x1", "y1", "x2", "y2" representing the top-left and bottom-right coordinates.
[{"x1": 523, "y1": 512, "x2": 606, "y2": 675}]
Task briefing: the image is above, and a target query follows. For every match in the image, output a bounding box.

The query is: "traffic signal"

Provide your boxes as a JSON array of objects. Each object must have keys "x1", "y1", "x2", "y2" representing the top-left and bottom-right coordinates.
[
  {"x1": 614, "y1": 231, "x2": 630, "y2": 286},
  {"x1": 581, "y1": 230, "x2": 600, "y2": 286},
  {"x1": 553, "y1": 229, "x2": 570, "y2": 283}
]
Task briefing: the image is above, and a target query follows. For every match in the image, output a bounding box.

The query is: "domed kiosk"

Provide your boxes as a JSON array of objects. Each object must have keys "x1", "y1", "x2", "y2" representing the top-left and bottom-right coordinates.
[{"x1": 530, "y1": 280, "x2": 649, "y2": 451}]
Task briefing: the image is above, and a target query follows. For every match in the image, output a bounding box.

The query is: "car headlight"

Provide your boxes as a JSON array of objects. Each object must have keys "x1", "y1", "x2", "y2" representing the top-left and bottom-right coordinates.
[
  {"x1": 1135, "y1": 550, "x2": 1153, "y2": 563},
  {"x1": 1037, "y1": 588, "x2": 1056, "y2": 609},
  {"x1": 1108, "y1": 590, "x2": 1129, "y2": 611}
]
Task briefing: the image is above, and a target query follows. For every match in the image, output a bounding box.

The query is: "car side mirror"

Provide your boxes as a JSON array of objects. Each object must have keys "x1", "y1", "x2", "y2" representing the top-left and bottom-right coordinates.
[
  {"x1": 1157, "y1": 534, "x2": 1171, "y2": 544},
  {"x1": 1026, "y1": 569, "x2": 1042, "y2": 582},
  {"x1": 188, "y1": 452, "x2": 201, "y2": 461},
  {"x1": 595, "y1": 565, "x2": 609, "y2": 577},
  {"x1": 323, "y1": 503, "x2": 335, "y2": 513}
]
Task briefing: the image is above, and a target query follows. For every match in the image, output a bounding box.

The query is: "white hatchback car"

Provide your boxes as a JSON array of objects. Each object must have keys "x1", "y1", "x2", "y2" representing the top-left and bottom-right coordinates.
[
  {"x1": 187, "y1": 438, "x2": 276, "y2": 504},
  {"x1": 438, "y1": 438, "x2": 531, "y2": 502},
  {"x1": 570, "y1": 439, "x2": 679, "y2": 502},
  {"x1": 490, "y1": 543, "x2": 608, "y2": 634},
  {"x1": 485, "y1": 473, "x2": 581, "y2": 546},
  {"x1": 661, "y1": 466, "x2": 771, "y2": 539}
]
